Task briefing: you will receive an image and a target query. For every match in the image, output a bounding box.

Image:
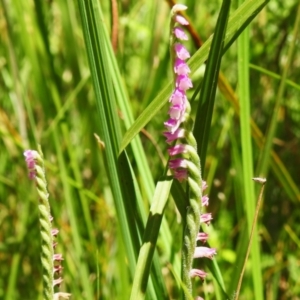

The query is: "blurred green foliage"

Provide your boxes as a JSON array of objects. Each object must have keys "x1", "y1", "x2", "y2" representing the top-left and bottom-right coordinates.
[{"x1": 0, "y1": 0, "x2": 300, "y2": 299}]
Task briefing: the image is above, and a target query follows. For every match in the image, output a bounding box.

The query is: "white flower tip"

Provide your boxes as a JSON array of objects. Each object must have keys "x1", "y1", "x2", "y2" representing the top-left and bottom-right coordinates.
[
  {"x1": 252, "y1": 177, "x2": 267, "y2": 184},
  {"x1": 171, "y1": 4, "x2": 188, "y2": 15},
  {"x1": 23, "y1": 149, "x2": 38, "y2": 158},
  {"x1": 54, "y1": 292, "x2": 71, "y2": 300}
]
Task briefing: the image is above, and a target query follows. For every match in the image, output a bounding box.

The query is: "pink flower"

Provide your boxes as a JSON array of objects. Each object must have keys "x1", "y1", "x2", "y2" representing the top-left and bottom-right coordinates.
[
  {"x1": 174, "y1": 58, "x2": 191, "y2": 75},
  {"x1": 196, "y1": 232, "x2": 209, "y2": 243},
  {"x1": 202, "y1": 181, "x2": 208, "y2": 191},
  {"x1": 174, "y1": 43, "x2": 190, "y2": 60},
  {"x1": 176, "y1": 75, "x2": 193, "y2": 91},
  {"x1": 53, "y1": 265, "x2": 63, "y2": 274},
  {"x1": 53, "y1": 278, "x2": 63, "y2": 287},
  {"x1": 52, "y1": 228, "x2": 59, "y2": 237},
  {"x1": 173, "y1": 169, "x2": 188, "y2": 182},
  {"x1": 202, "y1": 195, "x2": 209, "y2": 206},
  {"x1": 168, "y1": 104, "x2": 184, "y2": 120},
  {"x1": 194, "y1": 246, "x2": 217, "y2": 259},
  {"x1": 169, "y1": 88, "x2": 187, "y2": 105},
  {"x1": 190, "y1": 268, "x2": 207, "y2": 280},
  {"x1": 164, "y1": 128, "x2": 185, "y2": 143},
  {"x1": 168, "y1": 144, "x2": 188, "y2": 156},
  {"x1": 164, "y1": 118, "x2": 181, "y2": 134},
  {"x1": 169, "y1": 158, "x2": 188, "y2": 169},
  {"x1": 175, "y1": 15, "x2": 189, "y2": 26},
  {"x1": 200, "y1": 213, "x2": 213, "y2": 225},
  {"x1": 24, "y1": 150, "x2": 38, "y2": 180},
  {"x1": 174, "y1": 27, "x2": 188, "y2": 40},
  {"x1": 53, "y1": 253, "x2": 64, "y2": 261}
]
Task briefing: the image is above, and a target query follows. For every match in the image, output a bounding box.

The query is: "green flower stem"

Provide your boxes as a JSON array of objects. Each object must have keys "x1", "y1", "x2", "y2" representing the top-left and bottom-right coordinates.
[
  {"x1": 182, "y1": 118, "x2": 202, "y2": 298},
  {"x1": 35, "y1": 148, "x2": 54, "y2": 300}
]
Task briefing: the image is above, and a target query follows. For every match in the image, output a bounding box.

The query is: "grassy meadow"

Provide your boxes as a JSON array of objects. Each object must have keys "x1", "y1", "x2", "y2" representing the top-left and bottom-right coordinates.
[{"x1": 1, "y1": 0, "x2": 300, "y2": 299}]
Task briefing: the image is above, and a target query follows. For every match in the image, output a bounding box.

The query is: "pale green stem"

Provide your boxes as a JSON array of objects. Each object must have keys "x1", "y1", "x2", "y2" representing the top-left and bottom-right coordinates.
[
  {"x1": 235, "y1": 178, "x2": 266, "y2": 300},
  {"x1": 182, "y1": 108, "x2": 202, "y2": 298},
  {"x1": 35, "y1": 147, "x2": 54, "y2": 300}
]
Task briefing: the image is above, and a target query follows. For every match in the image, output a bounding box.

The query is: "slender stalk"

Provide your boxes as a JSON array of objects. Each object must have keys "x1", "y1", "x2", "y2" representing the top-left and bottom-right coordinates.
[
  {"x1": 235, "y1": 178, "x2": 266, "y2": 299},
  {"x1": 180, "y1": 115, "x2": 203, "y2": 297}
]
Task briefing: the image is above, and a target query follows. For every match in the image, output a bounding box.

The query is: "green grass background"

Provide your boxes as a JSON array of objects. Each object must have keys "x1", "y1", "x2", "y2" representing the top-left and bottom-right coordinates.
[{"x1": 0, "y1": 0, "x2": 300, "y2": 299}]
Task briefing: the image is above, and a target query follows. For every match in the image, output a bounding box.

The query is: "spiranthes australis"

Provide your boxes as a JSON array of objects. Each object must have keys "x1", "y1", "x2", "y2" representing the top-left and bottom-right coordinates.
[
  {"x1": 164, "y1": 5, "x2": 216, "y2": 299},
  {"x1": 24, "y1": 148, "x2": 71, "y2": 300}
]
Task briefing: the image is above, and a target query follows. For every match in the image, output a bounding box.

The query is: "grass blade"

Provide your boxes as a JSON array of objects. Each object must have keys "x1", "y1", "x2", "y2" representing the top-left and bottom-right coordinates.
[
  {"x1": 236, "y1": 8, "x2": 262, "y2": 297},
  {"x1": 193, "y1": 0, "x2": 231, "y2": 170},
  {"x1": 130, "y1": 178, "x2": 172, "y2": 299},
  {"x1": 77, "y1": 0, "x2": 138, "y2": 276}
]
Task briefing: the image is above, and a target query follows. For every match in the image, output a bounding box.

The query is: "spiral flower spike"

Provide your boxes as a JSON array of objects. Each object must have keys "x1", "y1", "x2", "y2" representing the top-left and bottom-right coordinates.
[
  {"x1": 165, "y1": 5, "x2": 216, "y2": 299},
  {"x1": 24, "y1": 147, "x2": 70, "y2": 300}
]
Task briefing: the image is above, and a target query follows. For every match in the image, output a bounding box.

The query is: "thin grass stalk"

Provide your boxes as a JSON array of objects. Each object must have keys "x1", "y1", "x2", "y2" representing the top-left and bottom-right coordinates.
[
  {"x1": 237, "y1": 6, "x2": 263, "y2": 298},
  {"x1": 235, "y1": 178, "x2": 266, "y2": 299},
  {"x1": 249, "y1": 64, "x2": 300, "y2": 91}
]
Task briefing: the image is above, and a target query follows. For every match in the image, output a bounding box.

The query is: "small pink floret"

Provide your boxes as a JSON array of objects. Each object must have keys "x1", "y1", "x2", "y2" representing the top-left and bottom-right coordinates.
[
  {"x1": 168, "y1": 144, "x2": 187, "y2": 156},
  {"x1": 53, "y1": 253, "x2": 64, "y2": 261},
  {"x1": 168, "y1": 103, "x2": 185, "y2": 120},
  {"x1": 24, "y1": 150, "x2": 38, "y2": 180},
  {"x1": 169, "y1": 158, "x2": 188, "y2": 169},
  {"x1": 164, "y1": 118, "x2": 180, "y2": 134},
  {"x1": 174, "y1": 27, "x2": 188, "y2": 40},
  {"x1": 174, "y1": 43, "x2": 190, "y2": 60},
  {"x1": 194, "y1": 246, "x2": 217, "y2": 259},
  {"x1": 174, "y1": 169, "x2": 188, "y2": 182},
  {"x1": 176, "y1": 75, "x2": 193, "y2": 91},
  {"x1": 196, "y1": 232, "x2": 209, "y2": 243},
  {"x1": 163, "y1": 128, "x2": 185, "y2": 143},
  {"x1": 202, "y1": 195, "x2": 209, "y2": 206},
  {"x1": 51, "y1": 228, "x2": 59, "y2": 237},
  {"x1": 202, "y1": 181, "x2": 208, "y2": 191},
  {"x1": 53, "y1": 277, "x2": 63, "y2": 287},
  {"x1": 175, "y1": 15, "x2": 189, "y2": 26},
  {"x1": 53, "y1": 265, "x2": 63, "y2": 274},
  {"x1": 174, "y1": 58, "x2": 191, "y2": 75},
  {"x1": 200, "y1": 213, "x2": 213, "y2": 225},
  {"x1": 190, "y1": 268, "x2": 207, "y2": 280},
  {"x1": 170, "y1": 88, "x2": 187, "y2": 105}
]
